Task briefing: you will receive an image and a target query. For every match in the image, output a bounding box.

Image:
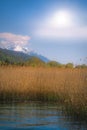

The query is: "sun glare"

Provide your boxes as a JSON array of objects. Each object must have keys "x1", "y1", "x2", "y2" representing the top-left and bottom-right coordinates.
[{"x1": 51, "y1": 10, "x2": 72, "y2": 28}]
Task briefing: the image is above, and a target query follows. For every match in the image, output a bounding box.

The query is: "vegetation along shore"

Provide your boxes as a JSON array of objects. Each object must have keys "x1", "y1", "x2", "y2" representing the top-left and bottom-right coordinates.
[{"x1": 0, "y1": 66, "x2": 87, "y2": 121}]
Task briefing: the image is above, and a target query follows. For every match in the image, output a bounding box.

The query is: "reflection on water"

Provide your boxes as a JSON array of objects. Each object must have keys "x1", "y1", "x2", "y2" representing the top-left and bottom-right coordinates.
[{"x1": 0, "y1": 102, "x2": 87, "y2": 130}]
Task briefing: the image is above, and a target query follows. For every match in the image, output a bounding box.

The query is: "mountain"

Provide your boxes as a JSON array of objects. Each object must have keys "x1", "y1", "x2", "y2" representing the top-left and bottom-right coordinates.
[
  {"x1": 0, "y1": 48, "x2": 31, "y2": 64},
  {"x1": 0, "y1": 47, "x2": 49, "y2": 66},
  {"x1": 2, "y1": 45, "x2": 49, "y2": 62},
  {"x1": 14, "y1": 46, "x2": 49, "y2": 62},
  {"x1": 29, "y1": 51, "x2": 49, "y2": 62}
]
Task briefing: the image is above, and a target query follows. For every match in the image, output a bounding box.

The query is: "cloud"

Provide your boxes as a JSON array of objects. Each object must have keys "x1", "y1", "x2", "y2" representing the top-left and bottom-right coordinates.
[
  {"x1": 35, "y1": 26, "x2": 87, "y2": 40},
  {"x1": 0, "y1": 32, "x2": 31, "y2": 49},
  {"x1": 34, "y1": 9, "x2": 87, "y2": 41}
]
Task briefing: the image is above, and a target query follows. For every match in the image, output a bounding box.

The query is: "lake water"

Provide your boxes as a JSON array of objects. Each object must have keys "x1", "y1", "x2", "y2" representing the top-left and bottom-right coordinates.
[{"x1": 0, "y1": 102, "x2": 87, "y2": 130}]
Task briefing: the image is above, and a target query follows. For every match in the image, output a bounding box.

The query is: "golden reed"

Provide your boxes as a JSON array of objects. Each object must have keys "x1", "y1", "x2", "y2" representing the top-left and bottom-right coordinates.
[{"x1": 0, "y1": 66, "x2": 87, "y2": 119}]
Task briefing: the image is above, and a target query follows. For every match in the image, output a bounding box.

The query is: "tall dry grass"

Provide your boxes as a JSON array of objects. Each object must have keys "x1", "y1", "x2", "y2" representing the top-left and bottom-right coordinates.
[{"x1": 0, "y1": 66, "x2": 87, "y2": 119}]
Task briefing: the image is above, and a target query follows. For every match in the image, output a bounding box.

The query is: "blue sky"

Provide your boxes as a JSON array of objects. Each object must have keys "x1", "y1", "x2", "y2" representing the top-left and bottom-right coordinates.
[{"x1": 0, "y1": 0, "x2": 87, "y2": 64}]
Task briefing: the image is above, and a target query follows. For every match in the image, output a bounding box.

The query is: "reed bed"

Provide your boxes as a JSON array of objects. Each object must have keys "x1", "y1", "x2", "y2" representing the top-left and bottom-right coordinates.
[{"x1": 0, "y1": 66, "x2": 87, "y2": 120}]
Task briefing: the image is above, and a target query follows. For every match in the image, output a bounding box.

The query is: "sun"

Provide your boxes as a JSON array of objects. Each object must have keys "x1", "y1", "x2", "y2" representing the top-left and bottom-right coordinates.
[{"x1": 51, "y1": 10, "x2": 72, "y2": 28}]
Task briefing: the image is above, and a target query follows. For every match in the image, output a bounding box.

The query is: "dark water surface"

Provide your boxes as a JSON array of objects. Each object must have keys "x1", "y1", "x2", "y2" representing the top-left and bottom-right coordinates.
[{"x1": 0, "y1": 102, "x2": 87, "y2": 130}]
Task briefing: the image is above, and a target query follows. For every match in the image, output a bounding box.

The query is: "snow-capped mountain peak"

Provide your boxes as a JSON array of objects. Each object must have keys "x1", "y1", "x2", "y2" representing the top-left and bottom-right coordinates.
[
  {"x1": 14, "y1": 45, "x2": 24, "y2": 52},
  {"x1": 13, "y1": 46, "x2": 49, "y2": 62},
  {"x1": 0, "y1": 45, "x2": 49, "y2": 62},
  {"x1": 11, "y1": 45, "x2": 31, "y2": 54}
]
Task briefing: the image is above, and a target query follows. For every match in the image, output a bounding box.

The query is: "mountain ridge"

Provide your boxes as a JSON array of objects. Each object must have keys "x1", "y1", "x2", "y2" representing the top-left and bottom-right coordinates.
[{"x1": 0, "y1": 47, "x2": 49, "y2": 64}]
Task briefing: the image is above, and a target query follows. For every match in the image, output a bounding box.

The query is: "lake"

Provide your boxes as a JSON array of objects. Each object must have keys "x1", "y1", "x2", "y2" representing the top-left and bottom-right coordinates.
[{"x1": 0, "y1": 102, "x2": 87, "y2": 130}]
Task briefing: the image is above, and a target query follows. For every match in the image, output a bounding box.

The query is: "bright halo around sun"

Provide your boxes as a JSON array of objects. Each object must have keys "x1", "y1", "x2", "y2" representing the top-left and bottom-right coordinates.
[{"x1": 51, "y1": 10, "x2": 72, "y2": 28}]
